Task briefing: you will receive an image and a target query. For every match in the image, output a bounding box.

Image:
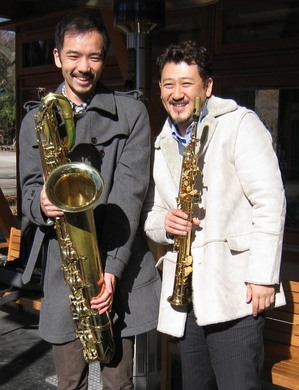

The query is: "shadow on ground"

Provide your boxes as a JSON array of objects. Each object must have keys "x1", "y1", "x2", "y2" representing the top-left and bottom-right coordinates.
[{"x1": 0, "y1": 306, "x2": 55, "y2": 390}]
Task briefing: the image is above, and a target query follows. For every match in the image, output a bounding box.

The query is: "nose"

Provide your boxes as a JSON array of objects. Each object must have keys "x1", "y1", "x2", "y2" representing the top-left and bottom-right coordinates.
[
  {"x1": 172, "y1": 83, "x2": 184, "y2": 100},
  {"x1": 77, "y1": 57, "x2": 91, "y2": 73}
]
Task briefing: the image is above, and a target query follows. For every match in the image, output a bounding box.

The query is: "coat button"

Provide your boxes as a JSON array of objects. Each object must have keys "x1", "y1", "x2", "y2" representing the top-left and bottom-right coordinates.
[
  {"x1": 91, "y1": 137, "x2": 97, "y2": 144},
  {"x1": 99, "y1": 150, "x2": 105, "y2": 158}
]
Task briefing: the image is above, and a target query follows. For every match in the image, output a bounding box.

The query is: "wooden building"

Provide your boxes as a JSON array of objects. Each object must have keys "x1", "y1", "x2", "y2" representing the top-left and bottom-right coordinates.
[{"x1": 1, "y1": 0, "x2": 299, "y2": 388}]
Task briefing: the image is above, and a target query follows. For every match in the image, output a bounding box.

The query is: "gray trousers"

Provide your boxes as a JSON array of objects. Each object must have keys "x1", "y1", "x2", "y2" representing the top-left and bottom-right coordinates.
[
  {"x1": 52, "y1": 337, "x2": 135, "y2": 390},
  {"x1": 178, "y1": 309, "x2": 265, "y2": 390}
]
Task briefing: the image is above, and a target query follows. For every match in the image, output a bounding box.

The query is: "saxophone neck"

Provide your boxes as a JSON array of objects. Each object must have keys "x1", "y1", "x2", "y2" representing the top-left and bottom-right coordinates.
[
  {"x1": 42, "y1": 92, "x2": 75, "y2": 152},
  {"x1": 193, "y1": 96, "x2": 201, "y2": 122}
]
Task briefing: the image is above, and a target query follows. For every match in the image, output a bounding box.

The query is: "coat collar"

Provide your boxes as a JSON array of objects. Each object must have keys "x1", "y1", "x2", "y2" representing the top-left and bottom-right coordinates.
[
  {"x1": 156, "y1": 121, "x2": 182, "y2": 186},
  {"x1": 196, "y1": 95, "x2": 238, "y2": 155}
]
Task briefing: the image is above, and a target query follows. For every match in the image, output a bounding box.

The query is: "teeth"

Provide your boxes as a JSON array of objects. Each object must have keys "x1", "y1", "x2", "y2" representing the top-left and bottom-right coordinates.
[{"x1": 76, "y1": 76, "x2": 90, "y2": 81}]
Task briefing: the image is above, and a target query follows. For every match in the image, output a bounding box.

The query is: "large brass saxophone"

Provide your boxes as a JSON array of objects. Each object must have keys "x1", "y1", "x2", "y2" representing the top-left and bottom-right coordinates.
[
  {"x1": 167, "y1": 97, "x2": 202, "y2": 307},
  {"x1": 35, "y1": 91, "x2": 115, "y2": 363}
]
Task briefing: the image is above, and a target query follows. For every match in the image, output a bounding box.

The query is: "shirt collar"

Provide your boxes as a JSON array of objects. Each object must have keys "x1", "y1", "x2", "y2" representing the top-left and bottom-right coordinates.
[
  {"x1": 61, "y1": 85, "x2": 93, "y2": 116},
  {"x1": 170, "y1": 99, "x2": 209, "y2": 152},
  {"x1": 170, "y1": 119, "x2": 193, "y2": 147}
]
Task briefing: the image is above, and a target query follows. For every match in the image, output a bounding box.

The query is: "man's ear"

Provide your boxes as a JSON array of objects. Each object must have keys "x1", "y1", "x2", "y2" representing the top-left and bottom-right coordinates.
[
  {"x1": 205, "y1": 78, "x2": 213, "y2": 98},
  {"x1": 53, "y1": 48, "x2": 62, "y2": 69}
]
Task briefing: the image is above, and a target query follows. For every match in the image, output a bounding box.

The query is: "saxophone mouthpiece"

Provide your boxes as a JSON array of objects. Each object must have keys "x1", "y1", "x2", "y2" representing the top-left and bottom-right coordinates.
[
  {"x1": 193, "y1": 96, "x2": 201, "y2": 121},
  {"x1": 36, "y1": 87, "x2": 46, "y2": 100}
]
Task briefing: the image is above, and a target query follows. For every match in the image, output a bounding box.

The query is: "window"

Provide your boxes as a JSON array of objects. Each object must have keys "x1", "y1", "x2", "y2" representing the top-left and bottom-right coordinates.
[{"x1": 23, "y1": 39, "x2": 55, "y2": 67}]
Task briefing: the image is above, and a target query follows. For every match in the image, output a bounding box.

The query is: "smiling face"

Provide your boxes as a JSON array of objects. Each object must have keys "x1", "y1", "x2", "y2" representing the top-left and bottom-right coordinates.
[
  {"x1": 159, "y1": 61, "x2": 213, "y2": 135},
  {"x1": 53, "y1": 30, "x2": 105, "y2": 105}
]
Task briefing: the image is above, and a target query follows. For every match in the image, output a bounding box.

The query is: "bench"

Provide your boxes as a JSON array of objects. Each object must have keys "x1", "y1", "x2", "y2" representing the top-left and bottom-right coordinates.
[
  {"x1": 7, "y1": 227, "x2": 22, "y2": 261},
  {"x1": 263, "y1": 279, "x2": 299, "y2": 389}
]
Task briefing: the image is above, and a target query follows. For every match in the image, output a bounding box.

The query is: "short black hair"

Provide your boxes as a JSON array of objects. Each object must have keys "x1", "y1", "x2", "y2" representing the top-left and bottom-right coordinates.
[
  {"x1": 55, "y1": 13, "x2": 110, "y2": 60},
  {"x1": 156, "y1": 40, "x2": 212, "y2": 81}
]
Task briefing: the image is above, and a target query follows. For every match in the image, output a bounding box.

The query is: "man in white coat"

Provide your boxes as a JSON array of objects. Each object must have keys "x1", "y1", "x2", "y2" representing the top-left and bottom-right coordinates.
[{"x1": 143, "y1": 41, "x2": 286, "y2": 389}]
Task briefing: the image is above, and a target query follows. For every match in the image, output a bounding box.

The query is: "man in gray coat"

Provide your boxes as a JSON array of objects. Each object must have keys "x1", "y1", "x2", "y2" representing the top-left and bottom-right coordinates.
[{"x1": 19, "y1": 13, "x2": 161, "y2": 390}]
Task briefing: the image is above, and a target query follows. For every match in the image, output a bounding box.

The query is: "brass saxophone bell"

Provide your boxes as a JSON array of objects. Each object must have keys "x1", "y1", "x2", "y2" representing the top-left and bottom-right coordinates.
[{"x1": 46, "y1": 162, "x2": 103, "y2": 213}]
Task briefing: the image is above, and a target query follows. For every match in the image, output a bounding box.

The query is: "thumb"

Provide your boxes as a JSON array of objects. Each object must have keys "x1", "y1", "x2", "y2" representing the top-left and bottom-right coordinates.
[{"x1": 246, "y1": 284, "x2": 252, "y2": 304}]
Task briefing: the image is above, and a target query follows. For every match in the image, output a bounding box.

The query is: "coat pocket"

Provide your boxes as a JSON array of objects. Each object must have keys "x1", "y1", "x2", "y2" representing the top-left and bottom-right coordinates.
[
  {"x1": 226, "y1": 234, "x2": 250, "y2": 252},
  {"x1": 156, "y1": 250, "x2": 177, "y2": 270},
  {"x1": 157, "y1": 250, "x2": 187, "y2": 337}
]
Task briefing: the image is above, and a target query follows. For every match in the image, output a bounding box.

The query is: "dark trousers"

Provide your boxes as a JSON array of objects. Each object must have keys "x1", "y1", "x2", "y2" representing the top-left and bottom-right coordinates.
[
  {"x1": 52, "y1": 338, "x2": 88, "y2": 390},
  {"x1": 52, "y1": 336, "x2": 135, "y2": 390},
  {"x1": 178, "y1": 309, "x2": 265, "y2": 390},
  {"x1": 101, "y1": 336, "x2": 135, "y2": 390}
]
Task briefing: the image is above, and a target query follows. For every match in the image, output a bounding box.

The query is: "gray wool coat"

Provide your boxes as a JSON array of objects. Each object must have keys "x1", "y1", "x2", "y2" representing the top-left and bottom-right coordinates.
[{"x1": 19, "y1": 83, "x2": 161, "y2": 344}]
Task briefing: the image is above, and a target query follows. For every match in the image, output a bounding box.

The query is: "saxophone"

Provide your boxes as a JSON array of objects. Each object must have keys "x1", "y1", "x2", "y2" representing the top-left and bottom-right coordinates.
[
  {"x1": 35, "y1": 91, "x2": 115, "y2": 363},
  {"x1": 167, "y1": 97, "x2": 202, "y2": 307}
]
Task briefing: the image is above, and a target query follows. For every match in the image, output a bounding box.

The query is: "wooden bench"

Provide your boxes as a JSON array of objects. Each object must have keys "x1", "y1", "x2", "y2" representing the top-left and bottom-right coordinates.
[
  {"x1": 263, "y1": 279, "x2": 299, "y2": 389},
  {"x1": 7, "y1": 227, "x2": 21, "y2": 261}
]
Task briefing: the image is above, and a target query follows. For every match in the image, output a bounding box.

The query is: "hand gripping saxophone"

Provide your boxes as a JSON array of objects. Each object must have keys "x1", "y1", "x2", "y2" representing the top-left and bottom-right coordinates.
[
  {"x1": 167, "y1": 97, "x2": 202, "y2": 307},
  {"x1": 35, "y1": 91, "x2": 114, "y2": 363}
]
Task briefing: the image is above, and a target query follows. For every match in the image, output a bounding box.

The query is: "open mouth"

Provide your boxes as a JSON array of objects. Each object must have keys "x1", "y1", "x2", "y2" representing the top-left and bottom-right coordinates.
[
  {"x1": 171, "y1": 101, "x2": 188, "y2": 113},
  {"x1": 74, "y1": 74, "x2": 93, "y2": 84}
]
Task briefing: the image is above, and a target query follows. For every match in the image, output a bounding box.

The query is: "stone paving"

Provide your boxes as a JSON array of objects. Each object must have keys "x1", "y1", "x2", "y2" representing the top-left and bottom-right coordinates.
[{"x1": 0, "y1": 151, "x2": 17, "y2": 196}]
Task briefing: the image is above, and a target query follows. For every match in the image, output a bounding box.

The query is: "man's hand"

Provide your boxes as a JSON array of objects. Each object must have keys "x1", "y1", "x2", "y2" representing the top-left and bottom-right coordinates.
[
  {"x1": 164, "y1": 208, "x2": 199, "y2": 236},
  {"x1": 90, "y1": 272, "x2": 116, "y2": 314},
  {"x1": 246, "y1": 283, "x2": 275, "y2": 317},
  {"x1": 40, "y1": 184, "x2": 64, "y2": 218}
]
